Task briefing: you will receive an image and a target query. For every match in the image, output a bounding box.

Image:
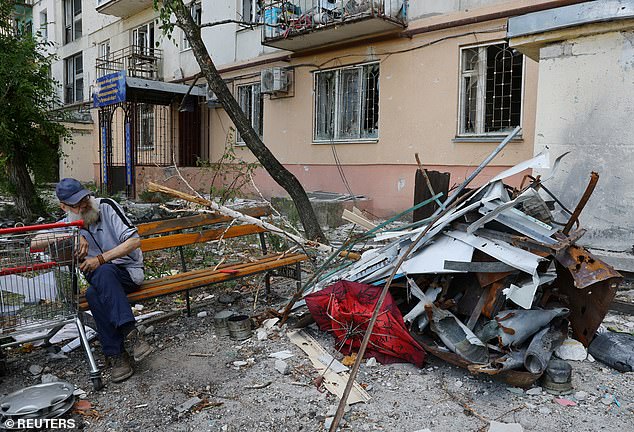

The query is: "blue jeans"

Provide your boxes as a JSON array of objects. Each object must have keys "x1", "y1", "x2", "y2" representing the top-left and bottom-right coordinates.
[{"x1": 85, "y1": 264, "x2": 139, "y2": 356}]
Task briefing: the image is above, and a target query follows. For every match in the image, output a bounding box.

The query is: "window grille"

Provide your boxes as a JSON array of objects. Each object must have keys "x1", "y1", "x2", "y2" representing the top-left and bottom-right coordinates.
[
  {"x1": 63, "y1": 0, "x2": 82, "y2": 44},
  {"x1": 459, "y1": 42, "x2": 523, "y2": 135},
  {"x1": 137, "y1": 104, "x2": 155, "y2": 151},
  {"x1": 314, "y1": 63, "x2": 379, "y2": 142},
  {"x1": 237, "y1": 83, "x2": 263, "y2": 144},
  {"x1": 64, "y1": 53, "x2": 83, "y2": 104}
]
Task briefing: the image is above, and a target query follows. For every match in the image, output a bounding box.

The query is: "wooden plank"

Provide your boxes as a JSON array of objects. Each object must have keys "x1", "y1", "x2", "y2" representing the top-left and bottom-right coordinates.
[
  {"x1": 78, "y1": 253, "x2": 308, "y2": 310},
  {"x1": 140, "y1": 224, "x2": 267, "y2": 252},
  {"x1": 128, "y1": 254, "x2": 307, "y2": 302},
  {"x1": 141, "y1": 253, "x2": 306, "y2": 288},
  {"x1": 137, "y1": 206, "x2": 271, "y2": 236},
  {"x1": 413, "y1": 169, "x2": 450, "y2": 222}
]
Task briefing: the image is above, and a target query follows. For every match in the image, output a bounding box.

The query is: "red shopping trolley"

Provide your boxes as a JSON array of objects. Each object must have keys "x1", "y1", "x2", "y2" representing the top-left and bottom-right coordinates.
[{"x1": 0, "y1": 221, "x2": 102, "y2": 390}]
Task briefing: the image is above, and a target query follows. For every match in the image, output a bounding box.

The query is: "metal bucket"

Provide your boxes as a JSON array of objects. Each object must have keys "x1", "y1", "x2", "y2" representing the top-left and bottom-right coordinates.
[
  {"x1": 227, "y1": 315, "x2": 251, "y2": 341},
  {"x1": 213, "y1": 310, "x2": 235, "y2": 337}
]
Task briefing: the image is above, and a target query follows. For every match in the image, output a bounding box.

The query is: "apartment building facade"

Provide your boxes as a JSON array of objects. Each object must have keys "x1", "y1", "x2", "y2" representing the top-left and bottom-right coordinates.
[{"x1": 29, "y1": 0, "x2": 585, "y2": 217}]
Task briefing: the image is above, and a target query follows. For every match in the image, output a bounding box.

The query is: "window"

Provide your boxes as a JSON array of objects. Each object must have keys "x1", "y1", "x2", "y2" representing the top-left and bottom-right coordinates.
[
  {"x1": 132, "y1": 22, "x2": 154, "y2": 54},
  {"x1": 137, "y1": 104, "x2": 155, "y2": 151},
  {"x1": 39, "y1": 11, "x2": 47, "y2": 40},
  {"x1": 97, "y1": 40, "x2": 110, "y2": 77},
  {"x1": 314, "y1": 63, "x2": 379, "y2": 142},
  {"x1": 237, "y1": 83, "x2": 263, "y2": 143},
  {"x1": 459, "y1": 42, "x2": 524, "y2": 136},
  {"x1": 182, "y1": 2, "x2": 201, "y2": 50},
  {"x1": 64, "y1": 53, "x2": 83, "y2": 104},
  {"x1": 241, "y1": 0, "x2": 263, "y2": 22},
  {"x1": 64, "y1": 0, "x2": 82, "y2": 43}
]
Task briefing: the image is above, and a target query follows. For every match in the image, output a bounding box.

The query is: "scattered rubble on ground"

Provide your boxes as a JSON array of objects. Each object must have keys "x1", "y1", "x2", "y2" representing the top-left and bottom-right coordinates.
[{"x1": 1, "y1": 147, "x2": 634, "y2": 431}]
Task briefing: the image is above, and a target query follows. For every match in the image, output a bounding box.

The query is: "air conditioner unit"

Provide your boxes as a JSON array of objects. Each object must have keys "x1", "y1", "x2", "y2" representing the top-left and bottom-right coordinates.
[
  {"x1": 260, "y1": 67, "x2": 289, "y2": 94},
  {"x1": 206, "y1": 85, "x2": 221, "y2": 108}
]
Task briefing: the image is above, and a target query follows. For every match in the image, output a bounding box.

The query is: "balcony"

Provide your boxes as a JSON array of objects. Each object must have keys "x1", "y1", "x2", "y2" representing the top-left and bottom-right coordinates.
[
  {"x1": 96, "y1": 45, "x2": 162, "y2": 81},
  {"x1": 262, "y1": 0, "x2": 407, "y2": 51},
  {"x1": 96, "y1": 0, "x2": 153, "y2": 18}
]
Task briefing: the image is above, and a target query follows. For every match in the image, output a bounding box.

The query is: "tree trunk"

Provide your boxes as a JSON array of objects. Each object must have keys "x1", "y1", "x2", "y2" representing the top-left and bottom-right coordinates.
[
  {"x1": 5, "y1": 152, "x2": 41, "y2": 222},
  {"x1": 170, "y1": 1, "x2": 327, "y2": 243}
]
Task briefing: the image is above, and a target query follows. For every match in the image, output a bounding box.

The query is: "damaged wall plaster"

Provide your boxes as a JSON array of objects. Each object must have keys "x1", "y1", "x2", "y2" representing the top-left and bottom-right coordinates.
[{"x1": 532, "y1": 30, "x2": 634, "y2": 268}]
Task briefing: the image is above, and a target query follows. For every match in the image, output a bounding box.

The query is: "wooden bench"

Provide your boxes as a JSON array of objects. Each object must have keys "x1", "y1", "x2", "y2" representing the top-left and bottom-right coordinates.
[{"x1": 79, "y1": 206, "x2": 308, "y2": 314}]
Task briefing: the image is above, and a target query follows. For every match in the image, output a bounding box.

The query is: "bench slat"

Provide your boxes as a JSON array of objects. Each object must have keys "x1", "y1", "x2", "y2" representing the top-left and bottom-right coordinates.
[
  {"x1": 78, "y1": 252, "x2": 307, "y2": 310},
  {"x1": 141, "y1": 253, "x2": 300, "y2": 285},
  {"x1": 137, "y1": 206, "x2": 271, "y2": 236},
  {"x1": 127, "y1": 254, "x2": 306, "y2": 302},
  {"x1": 140, "y1": 224, "x2": 267, "y2": 252}
]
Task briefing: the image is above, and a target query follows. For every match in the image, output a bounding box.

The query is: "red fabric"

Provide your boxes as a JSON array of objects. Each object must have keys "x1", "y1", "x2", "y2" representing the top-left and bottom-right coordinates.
[{"x1": 305, "y1": 280, "x2": 426, "y2": 367}]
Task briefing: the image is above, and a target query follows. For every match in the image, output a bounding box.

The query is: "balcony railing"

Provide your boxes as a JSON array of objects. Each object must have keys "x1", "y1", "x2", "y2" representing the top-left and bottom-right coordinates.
[
  {"x1": 96, "y1": 45, "x2": 162, "y2": 81},
  {"x1": 262, "y1": 0, "x2": 407, "y2": 51}
]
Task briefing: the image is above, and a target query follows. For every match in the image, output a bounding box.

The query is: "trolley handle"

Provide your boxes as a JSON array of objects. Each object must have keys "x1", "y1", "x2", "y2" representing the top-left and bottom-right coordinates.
[{"x1": 0, "y1": 220, "x2": 84, "y2": 235}]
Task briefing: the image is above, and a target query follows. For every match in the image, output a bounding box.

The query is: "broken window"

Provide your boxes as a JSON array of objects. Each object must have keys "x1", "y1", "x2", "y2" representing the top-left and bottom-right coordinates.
[
  {"x1": 459, "y1": 42, "x2": 523, "y2": 135},
  {"x1": 237, "y1": 83, "x2": 263, "y2": 144},
  {"x1": 64, "y1": 53, "x2": 83, "y2": 104},
  {"x1": 314, "y1": 63, "x2": 379, "y2": 142}
]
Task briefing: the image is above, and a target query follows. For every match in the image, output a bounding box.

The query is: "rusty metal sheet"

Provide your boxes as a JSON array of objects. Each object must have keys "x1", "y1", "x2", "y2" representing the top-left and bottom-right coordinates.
[
  {"x1": 555, "y1": 245, "x2": 622, "y2": 289},
  {"x1": 555, "y1": 245, "x2": 622, "y2": 347}
]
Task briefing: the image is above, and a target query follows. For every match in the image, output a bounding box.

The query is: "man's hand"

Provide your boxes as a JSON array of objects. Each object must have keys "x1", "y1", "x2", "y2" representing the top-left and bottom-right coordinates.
[
  {"x1": 80, "y1": 256, "x2": 101, "y2": 274},
  {"x1": 76, "y1": 236, "x2": 89, "y2": 261}
]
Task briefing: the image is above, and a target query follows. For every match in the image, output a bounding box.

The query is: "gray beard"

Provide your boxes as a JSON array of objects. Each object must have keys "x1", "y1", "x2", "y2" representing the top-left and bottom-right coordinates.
[{"x1": 66, "y1": 199, "x2": 100, "y2": 228}]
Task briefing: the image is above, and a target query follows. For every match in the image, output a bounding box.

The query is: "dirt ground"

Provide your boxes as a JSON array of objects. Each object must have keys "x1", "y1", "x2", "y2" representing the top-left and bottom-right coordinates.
[{"x1": 1, "y1": 277, "x2": 633, "y2": 432}]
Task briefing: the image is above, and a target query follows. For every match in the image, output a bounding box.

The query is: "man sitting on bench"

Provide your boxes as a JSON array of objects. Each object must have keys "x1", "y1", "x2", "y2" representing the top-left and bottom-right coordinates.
[{"x1": 55, "y1": 178, "x2": 154, "y2": 383}]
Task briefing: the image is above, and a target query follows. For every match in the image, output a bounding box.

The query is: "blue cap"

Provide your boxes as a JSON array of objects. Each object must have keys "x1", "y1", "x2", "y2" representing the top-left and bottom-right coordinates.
[{"x1": 56, "y1": 178, "x2": 90, "y2": 205}]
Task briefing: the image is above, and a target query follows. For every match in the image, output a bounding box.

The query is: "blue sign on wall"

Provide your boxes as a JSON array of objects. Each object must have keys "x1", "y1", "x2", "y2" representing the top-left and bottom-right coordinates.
[
  {"x1": 125, "y1": 122, "x2": 132, "y2": 186},
  {"x1": 93, "y1": 71, "x2": 126, "y2": 108}
]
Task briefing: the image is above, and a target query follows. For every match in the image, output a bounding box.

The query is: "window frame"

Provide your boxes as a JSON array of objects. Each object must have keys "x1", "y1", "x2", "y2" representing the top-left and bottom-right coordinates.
[
  {"x1": 97, "y1": 40, "x2": 111, "y2": 78},
  {"x1": 39, "y1": 10, "x2": 48, "y2": 41},
  {"x1": 64, "y1": 53, "x2": 83, "y2": 104},
  {"x1": 63, "y1": 0, "x2": 82, "y2": 44},
  {"x1": 312, "y1": 62, "x2": 380, "y2": 144},
  {"x1": 182, "y1": 2, "x2": 202, "y2": 51},
  {"x1": 137, "y1": 103, "x2": 155, "y2": 151},
  {"x1": 131, "y1": 21, "x2": 155, "y2": 54},
  {"x1": 241, "y1": 0, "x2": 263, "y2": 23},
  {"x1": 236, "y1": 83, "x2": 263, "y2": 145},
  {"x1": 457, "y1": 41, "x2": 525, "y2": 138}
]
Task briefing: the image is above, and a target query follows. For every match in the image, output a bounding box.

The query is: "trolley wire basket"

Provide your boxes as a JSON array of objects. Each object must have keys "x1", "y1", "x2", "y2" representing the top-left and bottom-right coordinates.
[{"x1": 0, "y1": 221, "x2": 102, "y2": 390}]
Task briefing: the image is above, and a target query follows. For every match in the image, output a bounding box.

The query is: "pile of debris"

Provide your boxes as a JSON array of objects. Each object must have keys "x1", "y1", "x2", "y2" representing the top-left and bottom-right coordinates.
[{"x1": 302, "y1": 149, "x2": 623, "y2": 390}]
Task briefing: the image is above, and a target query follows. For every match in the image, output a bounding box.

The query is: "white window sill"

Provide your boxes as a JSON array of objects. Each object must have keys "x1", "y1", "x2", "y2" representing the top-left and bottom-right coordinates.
[
  {"x1": 312, "y1": 138, "x2": 379, "y2": 145},
  {"x1": 180, "y1": 46, "x2": 192, "y2": 53},
  {"x1": 453, "y1": 135, "x2": 523, "y2": 143}
]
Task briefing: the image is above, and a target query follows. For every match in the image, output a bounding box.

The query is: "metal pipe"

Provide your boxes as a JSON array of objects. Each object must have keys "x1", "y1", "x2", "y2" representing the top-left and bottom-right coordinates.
[
  {"x1": 563, "y1": 172, "x2": 599, "y2": 235},
  {"x1": 434, "y1": 126, "x2": 521, "y2": 216}
]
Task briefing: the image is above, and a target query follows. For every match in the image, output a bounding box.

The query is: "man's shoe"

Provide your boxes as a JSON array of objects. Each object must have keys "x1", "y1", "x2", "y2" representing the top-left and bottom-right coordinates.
[
  {"x1": 125, "y1": 328, "x2": 154, "y2": 362},
  {"x1": 110, "y1": 353, "x2": 133, "y2": 383}
]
